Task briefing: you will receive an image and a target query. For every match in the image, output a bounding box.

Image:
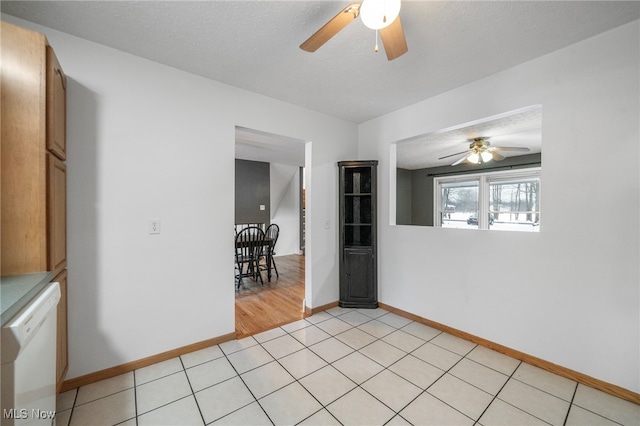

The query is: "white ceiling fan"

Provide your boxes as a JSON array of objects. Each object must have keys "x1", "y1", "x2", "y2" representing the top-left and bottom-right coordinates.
[
  {"x1": 299, "y1": 0, "x2": 408, "y2": 61},
  {"x1": 439, "y1": 137, "x2": 531, "y2": 166}
]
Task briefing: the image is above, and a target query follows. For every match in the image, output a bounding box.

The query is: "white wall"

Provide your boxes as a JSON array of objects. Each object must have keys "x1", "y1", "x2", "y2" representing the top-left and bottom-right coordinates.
[
  {"x1": 359, "y1": 21, "x2": 639, "y2": 392},
  {"x1": 3, "y1": 16, "x2": 357, "y2": 380},
  {"x1": 7, "y1": 14, "x2": 638, "y2": 394},
  {"x1": 270, "y1": 164, "x2": 301, "y2": 256}
]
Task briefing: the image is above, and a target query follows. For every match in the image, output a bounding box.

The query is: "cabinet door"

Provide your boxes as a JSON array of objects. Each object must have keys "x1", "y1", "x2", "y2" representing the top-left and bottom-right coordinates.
[
  {"x1": 53, "y1": 269, "x2": 68, "y2": 389},
  {"x1": 47, "y1": 46, "x2": 66, "y2": 160},
  {"x1": 47, "y1": 154, "x2": 67, "y2": 274},
  {"x1": 1, "y1": 22, "x2": 49, "y2": 275},
  {"x1": 342, "y1": 248, "x2": 375, "y2": 306}
]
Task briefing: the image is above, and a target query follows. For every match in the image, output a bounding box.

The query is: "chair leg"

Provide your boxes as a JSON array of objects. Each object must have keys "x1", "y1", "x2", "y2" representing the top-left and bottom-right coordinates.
[
  {"x1": 248, "y1": 258, "x2": 255, "y2": 280},
  {"x1": 271, "y1": 255, "x2": 279, "y2": 278},
  {"x1": 266, "y1": 255, "x2": 272, "y2": 282},
  {"x1": 255, "y1": 259, "x2": 264, "y2": 286}
]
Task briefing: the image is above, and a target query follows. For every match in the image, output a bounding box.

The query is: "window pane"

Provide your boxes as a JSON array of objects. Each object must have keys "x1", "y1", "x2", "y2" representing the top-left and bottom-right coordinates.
[
  {"x1": 441, "y1": 181, "x2": 478, "y2": 228},
  {"x1": 489, "y1": 178, "x2": 540, "y2": 232}
]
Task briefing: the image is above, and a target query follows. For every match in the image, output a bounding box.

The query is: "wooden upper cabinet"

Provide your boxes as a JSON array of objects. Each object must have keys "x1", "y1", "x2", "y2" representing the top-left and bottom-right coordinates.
[
  {"x1": 1, "y1": 22, "x2": 67, "y2": 276},
  {"x1": 1, "y1": 22, "x2": 49, "y2": 275},
  {"x1": 47, "y1": 46, "x2": 66, "y2": 160}
]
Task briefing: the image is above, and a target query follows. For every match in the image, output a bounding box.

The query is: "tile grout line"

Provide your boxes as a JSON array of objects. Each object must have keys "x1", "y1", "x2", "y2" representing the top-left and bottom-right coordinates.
[
  {"x1": 473, "y1": 359, "x2": 522, "y2": 424},
  {"x1": 178, "y1": 355, "x2": 208, "y2": 426},
  {"x1": 221, "y1": 339, "x2": 277, "y2": 425},
  {"x1": 562, "y1": 382, "x2": 579, "y2": 426},
  {"x1": 413, "y1": 343, "x2": 482, "y2": 424},
  {"x1": 489, "y1": 362, "x2": 560, "y2": 425},
  {"x1": 67, "y1": 376, "x2": 137, "y2": 425},
  {"x1": 559, "y1": 383, "x2": 628, "y2": 426},
  {"x1": 129, "y1": 363, "x2": 198, "y2": 422},
  {"x1": 508, "y1": 367, "x2": 579, "y2": 403},
  {"x1": 567, "y1": 386, "x2": 629, "y2": 425},
  {"x1": 66, "y1": 388, "x2": 79, "y2": 426},
  {"x1": 133, "y1": 369, "x2": 138, "y2": 426}
]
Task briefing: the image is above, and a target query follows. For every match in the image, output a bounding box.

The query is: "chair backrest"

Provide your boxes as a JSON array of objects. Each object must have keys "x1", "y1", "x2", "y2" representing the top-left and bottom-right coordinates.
[
  {"x1": 265, "y1": 223, "x2": 279, "y2": 251},
  {"x1": 235, "y1": 226, "x2": 265, "y2": 260},
  {"x1": 235, "y1": 223, "x2": 265, "y2": 235}
]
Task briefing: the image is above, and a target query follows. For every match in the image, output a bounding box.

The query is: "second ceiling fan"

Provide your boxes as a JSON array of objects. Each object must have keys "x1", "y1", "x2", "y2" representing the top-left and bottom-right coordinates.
[
  {"x1": 439, "y1": 137, "x2": 531, "y2": 166},
  {"x1": 300, "y1": 1, "x2": 408, "y2": 61}
]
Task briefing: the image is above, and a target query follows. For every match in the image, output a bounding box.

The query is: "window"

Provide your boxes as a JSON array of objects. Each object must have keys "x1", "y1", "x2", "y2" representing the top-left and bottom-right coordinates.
[
  {"x1": 435, "y1": 168, "x2": 540, "y2": 232},
  {"x1": 438, "y1": 179, "x2": 479, "y2": 228}
]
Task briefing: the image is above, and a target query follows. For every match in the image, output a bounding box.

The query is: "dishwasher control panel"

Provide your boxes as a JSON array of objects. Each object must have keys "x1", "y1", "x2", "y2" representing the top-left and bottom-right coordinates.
[{"x1": 1, "y1": 282, "x2": 60, "y2": 363}]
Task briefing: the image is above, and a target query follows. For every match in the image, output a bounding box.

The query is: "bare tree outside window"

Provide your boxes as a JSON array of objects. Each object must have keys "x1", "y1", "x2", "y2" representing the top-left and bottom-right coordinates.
[{"x1": 490, "y1": 179, "x2": 539, "y2": 225}]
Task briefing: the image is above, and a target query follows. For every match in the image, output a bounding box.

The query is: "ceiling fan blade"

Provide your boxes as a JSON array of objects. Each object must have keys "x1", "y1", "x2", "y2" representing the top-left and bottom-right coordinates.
[
  {"x1": 492, "y1": 146, "x2": 531, "y2": 152},
  {"x1": 439, "y1": 150, "x2": 470, "y2": 160},
  {"x1": 451, "y1": 155, "x2": 469, "y2": 166},
  {"x1": 380, "y1": 15, "x2": 408, "y2": 60},
  {"x1": 491, "y1": 151, "x2": 505, "y2": 161},
  {"x1": 300, "y1": 3, "x2": 361, "y2": 52}
]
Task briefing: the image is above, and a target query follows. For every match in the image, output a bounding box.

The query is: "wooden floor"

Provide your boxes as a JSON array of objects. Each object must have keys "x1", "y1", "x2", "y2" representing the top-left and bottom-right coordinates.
[{"x1": 235, "y1": 254, "x2": 305, "y2": 338}]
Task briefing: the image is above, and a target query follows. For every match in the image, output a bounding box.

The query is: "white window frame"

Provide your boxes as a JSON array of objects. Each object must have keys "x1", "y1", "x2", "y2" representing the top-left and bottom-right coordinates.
[{"x1": 434, "y1": 168, "x2": 541, "y2": 230}]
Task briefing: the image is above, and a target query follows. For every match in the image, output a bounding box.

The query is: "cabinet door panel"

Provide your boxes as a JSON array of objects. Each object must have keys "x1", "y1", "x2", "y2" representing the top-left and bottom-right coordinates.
[
  {"x1": 1, "y1": 22, "x2": 48, "y2": 275},
  {"x1": 47, "y1": 154, "x2": 67, "y2": 274},
  {"x1": 344, "y1": 249, "x2": 373, "y2": 300},
  {"x1": 47, "y1": 46, "x2": 66, "y2": 160}
]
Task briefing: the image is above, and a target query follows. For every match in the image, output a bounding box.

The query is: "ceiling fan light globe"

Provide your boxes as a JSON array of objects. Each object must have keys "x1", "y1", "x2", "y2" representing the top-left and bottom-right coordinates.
[
  {"x1": 480, "y1": 151, "x2": 493, "y2": 162},
  {"x1": 467, "y1": 153, "x2": 480, "y2": 164},
  {"x1": 360, "y1": 0, "x2": 401, "y2": 30}
]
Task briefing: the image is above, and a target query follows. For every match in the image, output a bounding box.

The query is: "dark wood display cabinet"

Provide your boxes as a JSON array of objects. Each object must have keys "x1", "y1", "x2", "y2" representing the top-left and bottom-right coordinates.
[{"x1": 338, "y1": 160, "x2": 378, "y2": 308}]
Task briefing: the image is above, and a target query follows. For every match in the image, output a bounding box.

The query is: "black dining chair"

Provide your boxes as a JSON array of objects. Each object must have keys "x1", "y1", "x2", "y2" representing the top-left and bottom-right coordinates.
[
  {"x1": 259, "y1": 223, "x2": 279, "y2": 281},
  {"x1": 235, "y1": 226, "x2": 265, "y2": 290},
  {"x1": 234, "y1": 223, "x2": 266, "y2": 234}
]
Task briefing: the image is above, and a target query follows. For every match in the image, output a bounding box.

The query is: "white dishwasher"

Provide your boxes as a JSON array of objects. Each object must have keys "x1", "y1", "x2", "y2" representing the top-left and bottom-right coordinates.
[{"x1": 1, "y1": 282, "x2": 60, "y2": 426}]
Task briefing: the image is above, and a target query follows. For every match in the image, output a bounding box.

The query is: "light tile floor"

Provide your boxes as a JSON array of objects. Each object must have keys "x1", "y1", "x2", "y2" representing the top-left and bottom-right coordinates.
[{"x1": 57, "y1": 307, "x2": 640, "y2": 426}]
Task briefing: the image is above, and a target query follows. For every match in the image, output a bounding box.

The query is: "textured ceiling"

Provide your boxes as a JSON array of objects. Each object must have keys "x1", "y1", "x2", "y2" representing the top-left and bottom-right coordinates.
[
  {"x1": 396, "y1": 106, "x2": 542, "y2": 169},
  {"x1": 2, "y1": 1, "x2": 637, "y2": 167},
  {"x1": 236, "y1": 127, "x2": 306, "y2": 167},
  {"x1": 3, "y1": 1, "x2": 638, "y2": 124}
]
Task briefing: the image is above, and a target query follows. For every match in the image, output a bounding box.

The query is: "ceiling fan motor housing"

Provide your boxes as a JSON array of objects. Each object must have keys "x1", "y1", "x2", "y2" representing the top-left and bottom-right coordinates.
[{"x1": 469, "y1": 137, "x2": 490, "y2": 150}]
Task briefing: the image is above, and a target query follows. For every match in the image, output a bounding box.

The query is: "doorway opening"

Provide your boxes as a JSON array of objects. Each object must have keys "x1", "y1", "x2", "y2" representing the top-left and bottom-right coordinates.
[{"x1": 234, "y1": 126, "x2": 309, "y2": 338}]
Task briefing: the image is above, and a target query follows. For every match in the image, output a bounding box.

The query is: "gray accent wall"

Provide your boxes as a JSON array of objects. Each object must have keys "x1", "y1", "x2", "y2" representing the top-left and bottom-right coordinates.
[
  {"x1": 396, "y1": 168, "x2": 412, "y2": 225},
  {"x1": 235, "y1": 159, "x2": 270, "y2": 225}
]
